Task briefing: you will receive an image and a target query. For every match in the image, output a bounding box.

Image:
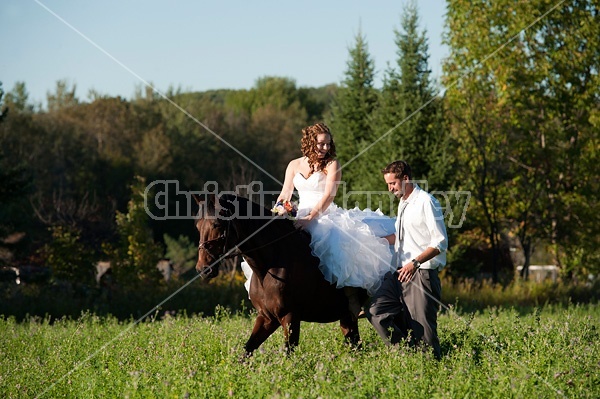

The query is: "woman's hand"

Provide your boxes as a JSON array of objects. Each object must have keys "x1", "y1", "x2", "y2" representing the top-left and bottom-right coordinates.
[{"x1": 294, "y1": 213, "x2": 314, "y2": 229}]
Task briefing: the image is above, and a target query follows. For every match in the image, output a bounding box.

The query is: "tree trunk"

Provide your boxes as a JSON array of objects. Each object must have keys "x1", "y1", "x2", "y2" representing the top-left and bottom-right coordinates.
[{"x1": 520, "y1": 238, "x2": 532, "y2": 281}]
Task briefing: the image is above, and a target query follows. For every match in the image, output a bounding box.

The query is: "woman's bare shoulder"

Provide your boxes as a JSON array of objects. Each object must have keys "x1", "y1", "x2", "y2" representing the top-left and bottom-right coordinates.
[
  {"x1": 325, "y1": 158, "x2": 341, "y2": 171},
  {"x1": 287, "y1": 157, "x2": 305, "y2": 170},
  {"x1": 323, "y1": 159, "x2": 341, "y2": 178},
  {"x1": 327, "y1": 158, "x2": 340, "y2": 167}
]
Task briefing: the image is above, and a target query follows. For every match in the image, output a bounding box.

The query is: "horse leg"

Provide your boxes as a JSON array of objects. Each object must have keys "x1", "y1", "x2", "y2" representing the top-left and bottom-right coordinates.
[
  {"x1": 281, "y1": 314, "x2": 301, "y2": 354},
  {"x1": 243, "y1": 314, "x2": 281, "y2": 357},
  {"x1": 339, "y1": 315, "x2": 361, "y2": 348}
]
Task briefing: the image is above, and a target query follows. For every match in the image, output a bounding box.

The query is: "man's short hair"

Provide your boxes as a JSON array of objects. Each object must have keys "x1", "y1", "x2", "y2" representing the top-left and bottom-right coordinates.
[{"x1": 381, "y1": 160, "x2": 412, "y2": 179}]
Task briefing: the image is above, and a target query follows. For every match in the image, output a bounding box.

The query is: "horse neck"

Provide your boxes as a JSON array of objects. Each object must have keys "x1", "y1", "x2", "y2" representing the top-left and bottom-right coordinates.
[{"x1": 233, "y1": 218, "x2": 289, "y2": 271}]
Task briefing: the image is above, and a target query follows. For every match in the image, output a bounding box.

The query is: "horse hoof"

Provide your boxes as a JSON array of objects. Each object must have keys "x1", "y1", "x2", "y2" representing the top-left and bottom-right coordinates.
[{"x1": 239, "y1": 351, "x2": 253, "y2": 363}]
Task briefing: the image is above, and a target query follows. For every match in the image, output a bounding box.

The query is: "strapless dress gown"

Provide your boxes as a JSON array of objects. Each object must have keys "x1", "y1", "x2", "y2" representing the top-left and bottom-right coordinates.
[{"x1": 293, "y1": 171, "x2": 395, "y2": 295}]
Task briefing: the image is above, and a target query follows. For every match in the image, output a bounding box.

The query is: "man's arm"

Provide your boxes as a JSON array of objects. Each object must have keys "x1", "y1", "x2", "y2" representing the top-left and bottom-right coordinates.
[{"x1": 384, "y1": 233, "x2": 395, "y2": 245}]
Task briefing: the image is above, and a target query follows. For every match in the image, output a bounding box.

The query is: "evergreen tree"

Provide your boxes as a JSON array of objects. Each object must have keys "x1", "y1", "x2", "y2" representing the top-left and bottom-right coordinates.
[
  {"x1": 329, "y1": 29, "x2": 378, "y2": 209},
  {"x1": 4, "y1": 82, "x2": 34, "y2": 113},
  {"x1": 104, "y1": 176, "x2": 163, "y2": 286},
  {"x1": 0, "y1": 82, "x2": 33, "y2": 240},
  {"x1": 163, "y1": 234, "x2": 197, "y2": 278},
  {"x1": 373, "y1": 1, "x2": 448, "y2": 190},
  {"x1": 47, "y1": 80, "x2": 79, "y2": 112},
  {"x1": 0, "y1": 82, "x2": 6, "y2": 123}
]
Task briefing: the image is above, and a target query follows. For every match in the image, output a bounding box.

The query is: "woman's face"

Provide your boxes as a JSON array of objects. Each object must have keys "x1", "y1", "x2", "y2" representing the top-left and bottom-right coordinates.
[{"x1": 315, "y1": 133, "x2": 331, "y2": 158}]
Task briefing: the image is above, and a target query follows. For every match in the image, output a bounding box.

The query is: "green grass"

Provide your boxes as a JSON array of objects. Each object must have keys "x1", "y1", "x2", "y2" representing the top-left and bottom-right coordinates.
[{"x1": 1, "y1": 304, "x2": 598, "y2": 398}]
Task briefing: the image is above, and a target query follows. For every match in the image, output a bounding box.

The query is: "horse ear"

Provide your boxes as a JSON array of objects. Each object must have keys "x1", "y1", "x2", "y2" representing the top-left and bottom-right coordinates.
[
  {"x1": 216, "y1": 194, "x2": 236, "y2": 218},
  {"x1": 205, "y1": 193, "x2": 219, "y2": 217},
  {"x1": 193, "y1": 193, "x2": 218, "y2": 218},
  {"x1": 207, "y1": 193, "x2": 217, "y2": 208}
]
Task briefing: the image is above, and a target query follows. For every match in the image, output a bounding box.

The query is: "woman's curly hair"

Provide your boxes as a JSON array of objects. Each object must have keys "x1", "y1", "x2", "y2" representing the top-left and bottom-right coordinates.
[{"x1": 300, "y1": 122, "x2": 337, "y2": 175}]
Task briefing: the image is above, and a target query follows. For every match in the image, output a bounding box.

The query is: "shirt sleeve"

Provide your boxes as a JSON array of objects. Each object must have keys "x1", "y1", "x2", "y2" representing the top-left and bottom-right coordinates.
[{"x1": 424, "y1": 195, "x2": 448, "y2": 253}]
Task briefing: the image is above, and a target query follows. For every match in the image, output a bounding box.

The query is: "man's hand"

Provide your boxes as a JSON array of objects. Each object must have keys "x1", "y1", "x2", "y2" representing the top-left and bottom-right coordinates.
[{"x1": 397, "y1": 262, "x2": 418, "y2": 283}]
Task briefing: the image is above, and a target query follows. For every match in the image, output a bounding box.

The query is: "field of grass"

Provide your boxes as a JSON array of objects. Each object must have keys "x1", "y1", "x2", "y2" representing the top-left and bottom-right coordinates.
[{"x1": 1, "y1": 303, "x2": 598, "y2": 398}]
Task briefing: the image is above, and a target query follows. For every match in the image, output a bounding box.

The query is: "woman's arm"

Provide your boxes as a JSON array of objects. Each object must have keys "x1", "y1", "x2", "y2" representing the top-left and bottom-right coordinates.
[
  {"x1": 304, "y1": 160, "x2": 341, "y2": 221},
  {"x1": 277, "y1": 159, "x2": 297, "y2": 203}
]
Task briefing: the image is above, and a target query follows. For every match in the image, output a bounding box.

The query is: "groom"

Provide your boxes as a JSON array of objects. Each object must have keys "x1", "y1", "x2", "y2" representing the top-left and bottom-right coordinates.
[{"x1": 367, "y1": 160, "x2": 448, "y2": 358}]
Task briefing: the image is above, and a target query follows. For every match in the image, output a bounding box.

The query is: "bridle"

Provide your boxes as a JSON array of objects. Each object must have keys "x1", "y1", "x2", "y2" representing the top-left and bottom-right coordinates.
[
  {"x1": 197, "y1": 234, "x2": 227, "y2": 255},
  {"x1": 197, "y1": 219, "x2": 237, "y2": 279}
]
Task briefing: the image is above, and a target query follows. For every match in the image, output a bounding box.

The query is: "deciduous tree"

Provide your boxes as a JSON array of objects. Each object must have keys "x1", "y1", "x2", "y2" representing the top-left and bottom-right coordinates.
[{"x1": 444, "y1": 0, "x2": 600, "y2": 280}]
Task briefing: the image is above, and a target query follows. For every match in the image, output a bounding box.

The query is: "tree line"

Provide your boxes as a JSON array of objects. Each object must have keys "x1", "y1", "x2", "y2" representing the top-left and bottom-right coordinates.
[{"x1": 1, "y1": 1, "x2": 598, "y2": 296}]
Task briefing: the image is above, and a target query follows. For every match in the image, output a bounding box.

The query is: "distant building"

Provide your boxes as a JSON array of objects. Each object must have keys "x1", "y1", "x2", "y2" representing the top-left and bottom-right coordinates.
[{"x1": 516, "y1": 265, "x2": 559, "y2": 283}]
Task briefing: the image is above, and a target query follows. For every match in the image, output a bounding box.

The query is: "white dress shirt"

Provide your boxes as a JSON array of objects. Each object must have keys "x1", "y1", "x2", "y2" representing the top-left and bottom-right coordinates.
[{"x1": 394, "y1": 184, "x2": 448, "y2": 270}]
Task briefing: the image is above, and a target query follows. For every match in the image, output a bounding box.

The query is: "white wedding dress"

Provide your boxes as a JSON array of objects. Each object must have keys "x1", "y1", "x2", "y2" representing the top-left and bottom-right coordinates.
[{"x1": 241, "y1": 171, "x2": 395, "y2": 296}]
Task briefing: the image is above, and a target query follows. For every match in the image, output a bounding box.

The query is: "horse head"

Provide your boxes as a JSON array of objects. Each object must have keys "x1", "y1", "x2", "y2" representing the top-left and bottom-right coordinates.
[{"x1": 194, "y1": 193, "x2": 238, "y2": 280}]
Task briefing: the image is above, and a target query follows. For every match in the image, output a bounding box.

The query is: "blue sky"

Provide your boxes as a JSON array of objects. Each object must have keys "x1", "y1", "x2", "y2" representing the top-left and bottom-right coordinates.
[{"x1": 1, "y1": 0, "x2": 448, "y2": 107}]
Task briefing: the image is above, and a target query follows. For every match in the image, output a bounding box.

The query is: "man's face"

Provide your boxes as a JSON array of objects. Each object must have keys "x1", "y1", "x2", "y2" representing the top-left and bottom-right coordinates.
[{"x1": 384, "y1": 173, "x2": 407, "y2": 199}]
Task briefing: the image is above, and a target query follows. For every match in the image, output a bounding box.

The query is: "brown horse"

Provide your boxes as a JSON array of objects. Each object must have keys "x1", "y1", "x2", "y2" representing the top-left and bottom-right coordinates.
[{"x1": 194, "y1": 193, "x2": 362, "y2": 356}]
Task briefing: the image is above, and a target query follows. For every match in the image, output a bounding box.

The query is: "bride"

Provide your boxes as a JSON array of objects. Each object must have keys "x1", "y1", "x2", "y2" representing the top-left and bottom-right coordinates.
[{"x1": 243, "y1": 122, "x2": 395, "y2": 316}]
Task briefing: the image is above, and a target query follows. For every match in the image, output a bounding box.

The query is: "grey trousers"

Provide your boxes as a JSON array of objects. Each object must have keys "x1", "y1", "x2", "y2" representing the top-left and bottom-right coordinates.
[{"x1": 367, "y1": 269, "x2": 441, "y2": 358}]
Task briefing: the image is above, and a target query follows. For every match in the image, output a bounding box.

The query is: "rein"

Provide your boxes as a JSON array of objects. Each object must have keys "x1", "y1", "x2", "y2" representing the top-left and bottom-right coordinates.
[{"x1": 238, "y1": 227, "x2": 300, "y2": 256}]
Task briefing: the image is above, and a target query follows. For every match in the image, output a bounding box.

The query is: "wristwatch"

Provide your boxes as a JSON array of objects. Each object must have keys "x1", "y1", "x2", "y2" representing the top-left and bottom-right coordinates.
[{"x1": 412, "y1": 259, "x2": 421, "y2": 269}]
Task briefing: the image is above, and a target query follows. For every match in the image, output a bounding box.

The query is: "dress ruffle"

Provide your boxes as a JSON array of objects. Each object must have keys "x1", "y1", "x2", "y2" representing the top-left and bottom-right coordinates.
[
  {"x1": 302, "y1": 204, "x2": 395, "y2": 295},
  {"x1": 241, "y1": 260, "x2": 252, "y2": 298}
]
